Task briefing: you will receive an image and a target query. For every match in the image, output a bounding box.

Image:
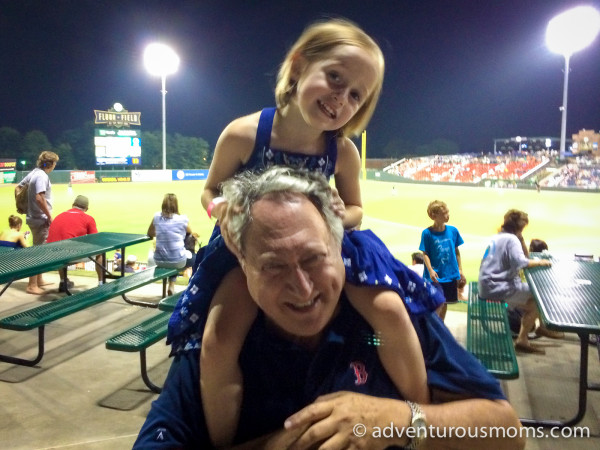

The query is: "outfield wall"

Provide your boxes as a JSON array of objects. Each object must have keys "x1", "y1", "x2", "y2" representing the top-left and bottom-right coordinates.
[
  {"x1": 10, "y1": 168, "x2": 599, "y2": 193},
  {"x1": 13, "y1": 169, "x2": 209, "y2": 184},
  {"x1": 365, "y1": 169, "x2": 600, "y2": 193}
]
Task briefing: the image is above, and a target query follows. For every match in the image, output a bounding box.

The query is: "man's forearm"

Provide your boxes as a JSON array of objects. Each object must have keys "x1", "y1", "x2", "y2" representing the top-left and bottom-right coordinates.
[
  {"x1": 35, "y1": 193, "x2": 51, "y2": 219},
  {"x1": 421, "y1": 397, "x2": 525, "y2": 449}
]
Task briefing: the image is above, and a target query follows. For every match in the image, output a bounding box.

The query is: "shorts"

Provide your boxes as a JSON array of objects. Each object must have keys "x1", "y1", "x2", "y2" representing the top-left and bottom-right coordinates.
[
  {"x1": 27, "y1": 220, "x2": 49, "y2": 246},
  {"x1": 437, "y1": 280, "x2": 458, "y2": 304},
  {"x1": 504, "y1": 281, "x2": 531, "y2": 308},
  {"x1": 156, "y1": 259, "x2": 186, "y2": 283}
]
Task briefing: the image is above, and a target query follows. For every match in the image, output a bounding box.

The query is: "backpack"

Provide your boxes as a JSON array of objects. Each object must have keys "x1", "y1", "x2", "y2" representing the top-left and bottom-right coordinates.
[{"x1": 15, "y1": 183, "x2": 29, "y2": 214}]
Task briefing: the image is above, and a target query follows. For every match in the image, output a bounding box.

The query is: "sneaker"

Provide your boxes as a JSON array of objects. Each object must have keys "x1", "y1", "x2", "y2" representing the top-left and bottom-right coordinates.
[{"x1": 58, "y1": 280, "x2": 75, "y2": 293}]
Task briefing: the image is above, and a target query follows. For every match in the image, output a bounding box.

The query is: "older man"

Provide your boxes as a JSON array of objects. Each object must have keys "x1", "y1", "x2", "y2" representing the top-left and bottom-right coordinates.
[
  {"x1": 135, "y1": 168, "x2": 524, "y2": 449},
  {"x1": 46, "y1": 195, "x2": 103, "y2": 292}
]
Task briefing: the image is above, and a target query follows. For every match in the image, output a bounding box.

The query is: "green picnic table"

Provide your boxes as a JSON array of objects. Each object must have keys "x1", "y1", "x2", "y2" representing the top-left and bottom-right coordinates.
[
  {"x1": 0, "y1": 232, "x2": 183, "y2": 367},
  {"x1": 0, "y1": 232, "x2": 150, "y2": 296},
  {"x1": 522, "y1": 259, "x2": 600, "y2": 428}
]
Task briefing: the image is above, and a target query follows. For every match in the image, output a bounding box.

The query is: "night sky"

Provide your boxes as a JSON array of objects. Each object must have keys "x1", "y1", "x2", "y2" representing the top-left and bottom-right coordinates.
[{"x1": 1, "y1": 0, "x2": 599, "y2": 156}]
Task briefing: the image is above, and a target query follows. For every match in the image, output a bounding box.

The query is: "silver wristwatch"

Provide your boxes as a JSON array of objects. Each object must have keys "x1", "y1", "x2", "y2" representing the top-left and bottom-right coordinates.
[{"x1": 405, "y1": 401, "x2": 427, "y2": 449}]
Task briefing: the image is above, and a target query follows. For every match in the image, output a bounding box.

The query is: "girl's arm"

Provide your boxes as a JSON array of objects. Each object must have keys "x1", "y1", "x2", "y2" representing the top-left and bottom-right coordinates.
[
  {"x1": 18, "y1": 232, "x2": 29, "y2": 248},
  {"x1": 456, "y1": 247, "x2": 466, "y2": 283},
  {"x1": 334, "y1": 137, "x2": 363, "y2": 229},
  {"x1": 147, "y1": 219, "x2": 156, "y2": 238},
  {"x1": 201, "y1": 267, "x2": 258, "y2": 447},
  {"x1": 201, "y1": 114, "x2": 258, "y2": 221},
  {"x1": 422, "y1": 252, "x2": 439, "y2": 283},
  {"x1": 344, "y1": 284, "x2": 430, "y2": 404}
]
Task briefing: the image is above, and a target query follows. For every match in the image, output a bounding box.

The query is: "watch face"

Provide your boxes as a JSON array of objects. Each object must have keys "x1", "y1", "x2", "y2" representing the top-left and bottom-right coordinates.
[{"x1": 414, "y1": 418, "x2": 427, "y2": 430}]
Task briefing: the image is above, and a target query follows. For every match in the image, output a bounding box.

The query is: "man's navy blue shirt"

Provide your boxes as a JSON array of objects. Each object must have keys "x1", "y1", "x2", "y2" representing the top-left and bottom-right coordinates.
[{"x1": 135, "y1": 295, "x2": 504, "y2": 448}]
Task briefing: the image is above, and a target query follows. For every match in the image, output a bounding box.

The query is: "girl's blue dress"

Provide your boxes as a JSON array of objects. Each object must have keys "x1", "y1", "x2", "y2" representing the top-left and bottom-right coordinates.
[{"x1": 167, "y1": 107, "x2": 444, "y2": 354}]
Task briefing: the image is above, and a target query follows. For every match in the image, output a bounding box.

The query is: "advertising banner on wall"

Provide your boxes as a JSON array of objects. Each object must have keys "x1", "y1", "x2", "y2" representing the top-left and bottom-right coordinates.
[
  {"x1": 70, "y1": 171, "x2": 96, "y2": 184},
  {"x1": 131, "y1": 170, "x2": 172, "y2": 182},
  {"x1": 1, "y1": 171, "x2": 16, "y2": 183},
  {"x1": 100, "y1": 175, "x2": 132, "y2": 183},
  {"x1": 172, "y1": 169, "x2": 209, "y2": 181},
  {"x1": 0, "y1": 159, "x2": 16, "y2": 171}
]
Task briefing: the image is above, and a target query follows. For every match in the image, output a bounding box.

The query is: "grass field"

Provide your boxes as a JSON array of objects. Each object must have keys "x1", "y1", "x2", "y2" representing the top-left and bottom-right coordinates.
[{"x1": 2, "y1": 180, "x2": 599, "y2": 283}]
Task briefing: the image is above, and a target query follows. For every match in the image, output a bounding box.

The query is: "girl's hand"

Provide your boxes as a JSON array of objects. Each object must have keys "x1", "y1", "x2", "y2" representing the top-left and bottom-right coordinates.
[{"x1": 330, "y1": 187, "x2": 346, "y2": 220}]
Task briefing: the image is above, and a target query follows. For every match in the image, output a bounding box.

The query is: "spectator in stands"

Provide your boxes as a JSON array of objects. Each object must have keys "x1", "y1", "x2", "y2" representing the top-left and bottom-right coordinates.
[
  {"x1": 47, "y1": 195, "x2": 103, "y2": 293},
  {"x1": 419, "y1": 200, "x2": 466, "y2": 321},
  {"x1": 0, "y1": 215, "x2": 29, "y2": 249},
  {"x1": 0, "y1": 216, "x2": 38, "y2": 293},
  {"x1": 507, "y1": 238, "x2": 550, "y2": 336},
  {"x1": 125, "y1": 255, "x2": 139, "y2": 273},
  {"x1": 409, "y1": 251, "x2": 425, "y2": 277},
  {"x1": 183, "y1": 232, "x2": 200, "y2": 278},
  {"x1": 478, "y1": 210, "x2": 563, "y2": 355},
  {"x1": 529, "y1": 238, "x2": 548, "y2": 253},
  {"x1": 147, "y1": 193, "x2": 195, "y2": 295},
  {"x1": 113, "y1": 251, "x2": 122, "y2": 269},
  {"x1": 15, "y1": 150, "x2": 59, "y2": 294}
]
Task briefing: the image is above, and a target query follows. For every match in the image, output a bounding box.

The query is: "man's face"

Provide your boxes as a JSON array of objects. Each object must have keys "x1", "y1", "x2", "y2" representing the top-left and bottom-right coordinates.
[{"x1": 240, "y1": 195, "x2": 345, "y2": 346}]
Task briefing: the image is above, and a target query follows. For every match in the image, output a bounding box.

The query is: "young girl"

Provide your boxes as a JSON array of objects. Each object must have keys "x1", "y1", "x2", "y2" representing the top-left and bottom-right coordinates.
[
  {"x1": 167, "y1": 19, "x2": 444, "y2": 446},
  {"x1": 0, "y1": 215, "x2": 35, "y2": 293},
  {"x1": 0, "y1": 215, "x2": 29, "y2": 249}
]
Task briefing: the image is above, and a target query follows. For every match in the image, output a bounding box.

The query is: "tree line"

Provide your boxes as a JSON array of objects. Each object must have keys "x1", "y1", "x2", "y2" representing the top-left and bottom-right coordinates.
[{"x1": 0, "y1": 122, "x2": 211, "y2": 171}]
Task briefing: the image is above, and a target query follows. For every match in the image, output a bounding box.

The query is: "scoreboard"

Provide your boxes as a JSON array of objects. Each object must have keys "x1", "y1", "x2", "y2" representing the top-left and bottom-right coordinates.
[{"x1": 94, "y1": 129, "x2": 141, "y2": 165}]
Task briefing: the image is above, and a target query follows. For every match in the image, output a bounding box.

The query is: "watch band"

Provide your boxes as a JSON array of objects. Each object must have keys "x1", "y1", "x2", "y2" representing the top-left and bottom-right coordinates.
[{"x1": 405, "y1": 401, "x2": 427, "y2": 449}]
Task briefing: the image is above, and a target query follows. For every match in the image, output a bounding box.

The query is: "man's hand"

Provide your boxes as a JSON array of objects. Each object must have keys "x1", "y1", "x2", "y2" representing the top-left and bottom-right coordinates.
[{"x1": 283, "y1": 391, "x2": 409, "y2": 450}]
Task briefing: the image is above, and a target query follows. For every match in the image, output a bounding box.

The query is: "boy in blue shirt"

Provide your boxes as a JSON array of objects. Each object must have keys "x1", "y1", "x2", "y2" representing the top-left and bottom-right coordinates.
[{"x1": 419, "y1": 200, "x2": 466, "y2": 321}]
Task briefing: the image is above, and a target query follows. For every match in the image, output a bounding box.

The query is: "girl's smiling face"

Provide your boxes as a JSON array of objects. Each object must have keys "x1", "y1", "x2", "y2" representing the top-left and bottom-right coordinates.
[{"x1": 293, "y1": 45, "x2": 380, "y2": 131}]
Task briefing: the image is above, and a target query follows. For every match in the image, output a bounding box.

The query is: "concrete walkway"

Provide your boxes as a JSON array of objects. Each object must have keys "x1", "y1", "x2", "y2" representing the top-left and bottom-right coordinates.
[{"x1": 0, "y1": 273, "x2": 598, "y2": 449}]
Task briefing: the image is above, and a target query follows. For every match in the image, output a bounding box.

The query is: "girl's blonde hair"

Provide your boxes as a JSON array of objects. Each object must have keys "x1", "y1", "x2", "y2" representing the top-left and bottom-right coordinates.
[{"x1": 275, "y1": 18, "x2": 385, "y2": 137}]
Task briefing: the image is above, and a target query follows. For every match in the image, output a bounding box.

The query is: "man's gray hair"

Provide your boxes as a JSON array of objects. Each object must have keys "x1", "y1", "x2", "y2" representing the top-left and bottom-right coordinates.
[{"x1": 221, "y1": 167, "x2": 344, "y2": 254}]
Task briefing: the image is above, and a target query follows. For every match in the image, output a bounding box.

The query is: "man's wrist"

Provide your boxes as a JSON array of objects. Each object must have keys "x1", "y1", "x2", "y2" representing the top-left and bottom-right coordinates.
[{"x1": 404, "y1": 401, "x2": 427, "y2": 449}]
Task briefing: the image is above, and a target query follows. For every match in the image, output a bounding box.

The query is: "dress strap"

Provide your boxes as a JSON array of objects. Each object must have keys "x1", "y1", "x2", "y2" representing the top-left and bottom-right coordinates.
[
  {"x1": 254, "y1": 107, "x2": 277, "y2": 152},
  {"x1": 324, "y1": 131, "x2": 338, "y2": 176}
]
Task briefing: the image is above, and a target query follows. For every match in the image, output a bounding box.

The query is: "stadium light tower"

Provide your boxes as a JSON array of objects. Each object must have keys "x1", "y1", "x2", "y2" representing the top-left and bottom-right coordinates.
[
  {"x1": 144, "y1": 43, "x2": 180, "y2": 170},
  {"x1": 546, "y1": 5, "x2": 600, "y2": 159}
]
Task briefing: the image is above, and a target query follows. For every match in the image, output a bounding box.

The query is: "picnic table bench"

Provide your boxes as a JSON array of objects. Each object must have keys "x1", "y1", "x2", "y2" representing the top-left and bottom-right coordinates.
[
  {"x1": 0, "y1": 266, "x2": 178, "y2": 366},
  {"x1": 466, "y1": 281, "x2": 519, "y2": 379},
  {"x1": 105, "y1": 292, "x2": 180, "y2": 392}
]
